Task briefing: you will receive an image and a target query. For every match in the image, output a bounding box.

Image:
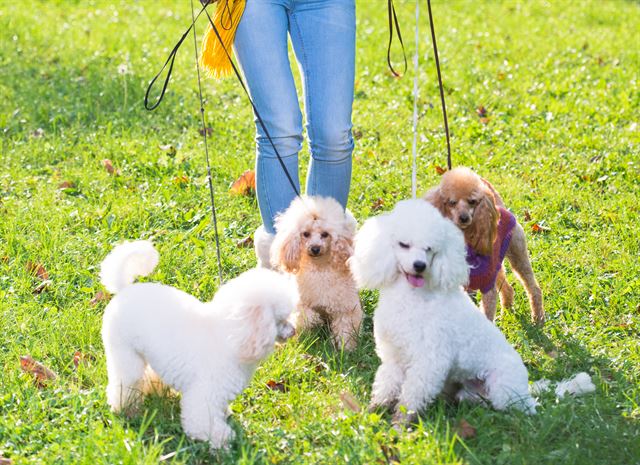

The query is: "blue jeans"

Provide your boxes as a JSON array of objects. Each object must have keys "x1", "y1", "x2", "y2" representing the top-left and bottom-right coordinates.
[{"x1": 234, "y1": 0, "x2": 356, "y2": 233}]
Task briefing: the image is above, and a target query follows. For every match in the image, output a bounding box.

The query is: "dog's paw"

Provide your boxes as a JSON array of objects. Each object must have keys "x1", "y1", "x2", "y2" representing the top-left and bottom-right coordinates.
[{"x1": 391, "y1": 408, "x2": 418, "y2": 429}]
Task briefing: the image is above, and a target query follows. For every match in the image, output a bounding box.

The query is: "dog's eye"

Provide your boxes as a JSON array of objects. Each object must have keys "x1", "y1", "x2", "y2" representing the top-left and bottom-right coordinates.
[
  {"x1": 320, "y1": 231, "x2": 329, "y2": 238},
  {"x1": 448, "y1": 199, "x2": 457, "y2": 207},
  {"x1": 302, "y1": 231, "x2": 310, "y2": 238},
  {"x1": 468, "y1": 198, "x2": 478, "y2": 206},
  {"x1": 398, "y1": 242, "x2": 410, "y2": 249},
  {"x1": 425, "y1": 246, "x2": 432, "y2": 253}
]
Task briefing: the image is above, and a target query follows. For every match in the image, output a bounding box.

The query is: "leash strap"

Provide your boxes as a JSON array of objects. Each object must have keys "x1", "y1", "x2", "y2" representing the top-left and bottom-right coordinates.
[
  {"x1": 202, "y1": 7, "x2": 301, "y2": 198},
  {"x1": 190, "y1": 0, "x2": 224, "y2": 284},
  {"x1": 411, "y1": 0, "x2": 420, "y2": 199},
  {"x1": 145, "y1": 2, "x2": 301, "y2": 199},
  {"x1": 387, "y1": 0, "x2": 407, "y2": 77},
  {"x1": 426, "y1": 0, "x2": 452, "y2": 170},
  {"x1": 144, "y1": 7, "x2": 206, "y2": 110}
]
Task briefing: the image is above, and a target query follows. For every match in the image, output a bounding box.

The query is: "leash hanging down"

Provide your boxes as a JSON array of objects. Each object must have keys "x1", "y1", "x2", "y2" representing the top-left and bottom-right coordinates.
[
  {"x1": 145, "y1": 0, "x2": 303, "y2": 282},
  {"x1": 426, "y1": 0, "x2": 452, "y2": 171}
]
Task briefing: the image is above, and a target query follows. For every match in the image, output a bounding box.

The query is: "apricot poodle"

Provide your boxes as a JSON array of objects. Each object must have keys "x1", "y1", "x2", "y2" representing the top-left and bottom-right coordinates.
[
  {"x1": 425, "y1": 167, "x2": 544, "y2": 324},
  {"x1": 271, "y1": 195, "x2": 363, "y2": 351}
]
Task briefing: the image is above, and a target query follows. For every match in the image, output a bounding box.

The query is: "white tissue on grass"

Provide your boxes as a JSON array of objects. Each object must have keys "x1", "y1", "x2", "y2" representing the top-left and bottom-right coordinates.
[{"x1": 554, "y1": 372, "x2": 596, "y2": 398}]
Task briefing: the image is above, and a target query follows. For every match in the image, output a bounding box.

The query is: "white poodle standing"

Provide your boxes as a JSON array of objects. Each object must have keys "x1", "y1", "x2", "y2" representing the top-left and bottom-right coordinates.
[
  {"x1": 349, "y1": 200, "x2": 537, "y2": 424},
  {"x1": 100, "y1": 241, "x2": 297, "y2": 449}
]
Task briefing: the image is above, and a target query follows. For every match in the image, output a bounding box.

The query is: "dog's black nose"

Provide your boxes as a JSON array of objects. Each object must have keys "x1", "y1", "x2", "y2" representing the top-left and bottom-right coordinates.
[
  {"x1": 310, "y1": 246, "x2": 321, "y2": 256},
  {"x1": 413, "y1": 260, "x2": 426, "y2": 273},
  {"x1": 459, "y1": 213, "x2": 470, "y2": 224}
]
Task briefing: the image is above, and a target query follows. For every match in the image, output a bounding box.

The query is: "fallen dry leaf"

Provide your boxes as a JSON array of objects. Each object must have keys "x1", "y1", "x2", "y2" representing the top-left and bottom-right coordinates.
[
  {"x1": 379, "y1": 443, "x2": 401, "y2": 464},
  {"x1": 476, "y1": 106, "x2": 488, "y2": 117},
  {"x1": 101, "y1": 159, "x2": 118, "y2": 175},
  {"x1": 455, "y1": 418, "x2": 477, "y2": 439},
  {"x1": 90, "y1": 290, "x2": 111, "y2": 306},
  {"x1": 26, "y1": 261, "x2": 49, "y2": 280},
  {"x1": 531, "y1": 223, "x2": 551, "y2": 233},
  {"x1": 173, "y1": 175, "x2": 190, "y2": 187},
  {"x1": 159, "y1": 144, "x2": 177, "y2": 157},
  {"x1": 58, "y1": 180, "x2": 76, "y2": 189},
  {"x1": 340, "y1": 391, "x2": 361, "y2": 412},
  {"x1": 236, "y1": 236, "x2": 254, "y2": 249},
  {"x1": 32, "y1": 280, "x2": 51, "y2": 295},
  {"x1": 353, "y1": 128, "x2": 363, "y2": 140},
  {"x1": 266, "y1": 380, "x2": 287, "y2": 393},
  {"x1": 73, "y1": 351, "x2": 96, "y2": 369},
  {"x1": 479, "y1": 117, "x2": 490, "y2": 125},
  {"x1": 523, "y1": 210, "x2": 532, "y2": 222},
  {"x1": 434, "y1": 165, "x2": 447, "y2": 175},
  {"x1": 0, "y1": 456, "x2": 13, "y2": 465},
  {"x1": 371, "y1": 198, "x2": 385, "y2": 212},
  {"x1": 230, "y1": 169, "x2": 256, "y2": 196},
  {"x1": 20, "y1": 355, "x2": 57, "y2": 388},
  {"x1": 1, "y1": 256, "x2": 9, "y2": 264}
]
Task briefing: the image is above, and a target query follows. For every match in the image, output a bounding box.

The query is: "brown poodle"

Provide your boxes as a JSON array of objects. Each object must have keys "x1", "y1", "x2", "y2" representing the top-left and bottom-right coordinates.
[
  {"x1": 425, "y1": 167, "x2": 544, "y2": 324},
  {"x1": 271, "y1": 195, "x2": 363, "y2": 350}
]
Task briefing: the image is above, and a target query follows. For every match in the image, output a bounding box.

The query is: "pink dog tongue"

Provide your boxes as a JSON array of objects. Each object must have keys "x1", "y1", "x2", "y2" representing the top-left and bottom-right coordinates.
[{"x1": 406, "y1": 274, "x2": 425, "y2": 288}]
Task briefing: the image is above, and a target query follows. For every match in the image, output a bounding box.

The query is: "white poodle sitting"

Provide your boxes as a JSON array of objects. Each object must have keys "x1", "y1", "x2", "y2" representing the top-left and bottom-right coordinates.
[
  {"x1": 349, "y1": 200, "x2": 537, "y2": 424},
  {"x1": 100, "y1": 241, "x2": 297, "y2": 449}
]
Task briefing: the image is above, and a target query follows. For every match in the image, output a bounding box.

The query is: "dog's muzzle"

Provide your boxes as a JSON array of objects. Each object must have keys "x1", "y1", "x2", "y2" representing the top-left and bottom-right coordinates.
[
  {"x1": 308, "y1": 245, "x2": 322, "y2": 257},
  {"x1": 277, "y1": 321, "x2": 296, "y2": 342}
]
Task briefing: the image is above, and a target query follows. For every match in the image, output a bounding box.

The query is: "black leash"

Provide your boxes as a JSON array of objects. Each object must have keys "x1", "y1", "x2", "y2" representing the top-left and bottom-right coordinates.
[
  {"x1": 145, "y1": 1, "x2": 305, "y2": 280},
  {"x1": 145, "y1": 2, "x2": 301, "y2": 197},
  {"x1": 201, "y1": 6, "x2": 301, "y2": 198},
  {"x1": 190, "y1": 0, "x2": 224, "y2": 284},
  {"x1": 426, "y1": 0, "x2": 452, "y2": 170},
  {"x1": 386, "y1": 0, "x2": 407, "y2": 77}
]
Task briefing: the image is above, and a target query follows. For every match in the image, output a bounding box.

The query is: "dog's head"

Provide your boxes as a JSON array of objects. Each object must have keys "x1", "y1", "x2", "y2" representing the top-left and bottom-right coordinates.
[
  {"x1": 349, "y1": 200, "x2": 469, "y2": 292},
  {"x1": 271, "y1": 196, "x2": 356, "y2": 273},
  {"x1": 216, "y1": 268, "x2": 297, "y2": 363},
  {"x1": 424, "y1": 167, "x2": 498, "y2": 256}
]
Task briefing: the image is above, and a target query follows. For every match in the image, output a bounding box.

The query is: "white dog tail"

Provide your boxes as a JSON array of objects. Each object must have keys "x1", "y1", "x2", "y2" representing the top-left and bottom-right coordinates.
[
  {"x1": 530, "y1": 372, "x2": 595, "y2": 398},
  {"x1": 100, "y1": 240, "x2": 159, "y2": 293}
]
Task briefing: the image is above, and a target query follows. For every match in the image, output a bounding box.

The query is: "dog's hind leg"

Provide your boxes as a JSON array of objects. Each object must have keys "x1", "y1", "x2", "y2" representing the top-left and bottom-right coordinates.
[
  {"x1": 496, "y1": 267, "x2": 514, "y2": 309},
  {"x1": 506, "y1": 224, "x2": 544, "y2": 324},
  {"x1": 105, "y1": 346, "x2": 146, "y2": 414}
]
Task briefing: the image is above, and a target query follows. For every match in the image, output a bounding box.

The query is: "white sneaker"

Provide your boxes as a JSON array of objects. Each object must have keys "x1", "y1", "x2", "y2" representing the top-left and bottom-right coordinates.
[{"x1": 254, "y1": 225, "x2": 275, "y2": 269}]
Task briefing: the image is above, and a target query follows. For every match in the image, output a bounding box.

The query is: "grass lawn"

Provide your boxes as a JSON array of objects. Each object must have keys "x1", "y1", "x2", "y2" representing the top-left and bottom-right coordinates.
[{"x1": 1, "y1": 0, "x2": 639, "y2": 463}]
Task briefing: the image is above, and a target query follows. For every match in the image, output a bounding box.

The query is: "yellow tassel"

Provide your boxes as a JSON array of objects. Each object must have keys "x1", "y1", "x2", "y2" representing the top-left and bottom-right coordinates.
[{"x1": 199, "y1": 0, "x2": 246, "y2": 79}]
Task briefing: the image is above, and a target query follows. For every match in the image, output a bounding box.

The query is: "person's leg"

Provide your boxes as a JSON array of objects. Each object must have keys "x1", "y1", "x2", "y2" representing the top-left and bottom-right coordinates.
[
  {"x1": 234, "y1": 0, "x2": 302, "y2": 233},
  {"x1": 288, "y1": 0, "x2": 356, "y2": 208}
]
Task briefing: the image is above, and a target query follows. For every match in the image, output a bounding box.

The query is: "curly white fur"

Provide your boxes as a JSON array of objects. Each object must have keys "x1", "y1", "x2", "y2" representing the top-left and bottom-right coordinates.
[
  {"x1": 100, "y1": 241, "x2": 297, "y2": 449},
  {"x1": 349, "y1": 200, "x2": 537, "y2": 421},
  {"x1": 271, "y1": 196, "x2": 363, "y2": 351}
]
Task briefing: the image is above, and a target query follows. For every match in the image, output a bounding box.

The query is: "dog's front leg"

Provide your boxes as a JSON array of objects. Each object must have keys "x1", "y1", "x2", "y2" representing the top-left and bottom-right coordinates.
[
  {"x1": 480, "y1": 287, "x2": 499, "y2": 321},
  {"x1": 329, "y1": 303, "x2": 363, "y2": 352},
  {"x1": 180, "y1": 384, "x2": 234, "y2": 449},
  {"x1": 369, "y1": 361, "x2": 404, "y2": 411},
  {"x1": 393, "y1": 363, "x2": 448, "y2": 426}
]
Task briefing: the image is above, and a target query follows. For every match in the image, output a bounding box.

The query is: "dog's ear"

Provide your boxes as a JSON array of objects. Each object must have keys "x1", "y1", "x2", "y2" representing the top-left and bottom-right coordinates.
[
  {"x1": 431, "y1": 223, "x2": 470, "y2": 290},
  {"x1": 424, "y1": 187, "x2": 448, "y2": 217},
  {"x1": 235, "y1": 305, "x2": 277, "y2": 362},
  {"x1": 467, "y1": 192, "x2": 498, "y2": 256},
  {"x1": 331, "y1": 210, "x2": 357, "y2": 268},
  {"x1": 348, "y1": 215, "x2": 397, "y2": 289},
  {"x1": 331, "y1": 234, "x2": 354, "y2": 268},
  {"x1": 271, "y1": 228, "x2": 302, "y2": 273}
]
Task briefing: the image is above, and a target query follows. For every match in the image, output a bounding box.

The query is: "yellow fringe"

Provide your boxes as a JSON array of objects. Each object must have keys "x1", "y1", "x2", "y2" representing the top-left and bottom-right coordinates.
[{"x1": 199, "y1": 0, "x2": 246, "y2": 79}]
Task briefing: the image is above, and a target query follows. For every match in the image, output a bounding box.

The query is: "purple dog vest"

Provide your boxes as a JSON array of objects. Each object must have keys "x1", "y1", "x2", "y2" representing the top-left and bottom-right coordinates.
[{"x1": 466, "y1": 207, "x2": 516, "y2": 293}]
